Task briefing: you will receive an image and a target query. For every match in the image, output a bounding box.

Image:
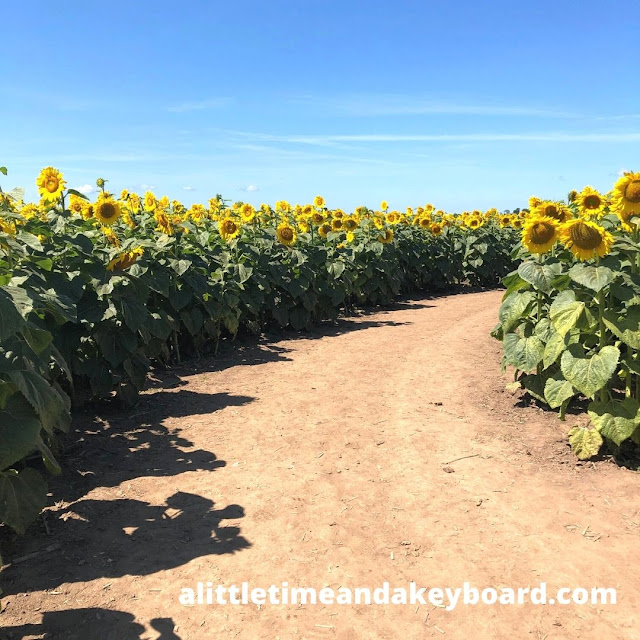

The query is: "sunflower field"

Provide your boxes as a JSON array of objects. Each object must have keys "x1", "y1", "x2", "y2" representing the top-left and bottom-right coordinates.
[
  {"x1": 0, "y1": 165, "x2": 520, "y2": 537},
  {"x1": 493, "y1": 172, "x2": 640, "y2": 461}
]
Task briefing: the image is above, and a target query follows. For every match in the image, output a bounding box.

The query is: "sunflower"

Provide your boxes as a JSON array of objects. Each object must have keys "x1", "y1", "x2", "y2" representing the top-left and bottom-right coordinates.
[
  {"x1": 559, "y1": 219, "x2": 613, "y2": 261},
  {"x1": 239, "y1": 203, "x2": 256, "y2": 223},
  {"x1": 298, "y1": 219, "x2": 310, "y2": 233},
  {"x1": 155, "y1": 210, "x2": 174, "y2": 236},
  {"x1": 567, "y1": 189, "x2": 578, "y2": 203},
  {"x1": 102, "y1": 227, "x2": 120, "y2": 247},
  {"x1": 386, "y1": 211, "x2": 401, "y2": 225},
  {"x1": 343, "y1": 216, "x2": 358, "y2": 231},
  {"x1": 219, "y1": 217, "x2": 240, "y2": 241},
  {"x1": 522, "y1": 216, "x2": 558, "y2": 254},
  {"x1": 275, "y1": 200, "x2": 291, "y2": 213},
  {"x1": 94, "y1": 195, "x2": 122, "y2": 226},
  {"x1": 128, "y1": 193, "x2": 141, "y2": 212},
  {"x1": 498, "y1": 214, "x2": 512, "y2": 228},
  {"x1": 611, "y1": 171, "x2": 640, "y2": 225},
  {"x1": 577, "y1": 186, "x2": 605, "y2": 217},
  {"x1": 276, "y1": 223, "x2": 297, "y2": 246},
  {"x1": 346, "y1": 231, "x2": 356, "y2": 243},
  {"x1": 380, "y1": 200, "x2": 388, "y2": 211},
  {"x1": 68, "y1": 194, "x2": 85, "y2": 216},
  {"x1": 81, "y1": 202, "x2": 95, "y2": 220},
  {"x1": 313, "y1": 195, "x2": 325, "y2": 208},
  {"x1": 106, "y1": 247, "x2": 144, "y2": 271},
  {"x1": 511, "y1": 216, "x2": 523, "y2": 230},
  {"x1": 333, "y1": 209, "x2": 345, "y2": 219},
  {"x1": 419, "y1": 217, "x2": 431, "y2": 229},
  {"x1": 533, "y1": 200, "x2": 571, "y2": 223},
  {"x1": 466, "y1": 216, "x2": 483, "y2": 230},
  {"x1": 36, "y1": 167, "x2": 66, "y2": 202},
  {"x1": 430, "y1": 223, "x2": 443, "y2": 236},
  {"x1": 378, "y1": 229, "x2": 394, "y2": 244},
  {"x1": 318, "y1": 222, "x2": 332, "y2": 238},
  {"x1": 311, "y1": 211, "x2": 325, "y2": 225},
  {"x1": 331, "y1": 218, "x2": 344, "y2": 231},
  {"x1": 528, "y1": 196, "x2": 542, "y2": 210},
  {"x1": 143, "y1": 191, "x2": 157, "y2": 212}
]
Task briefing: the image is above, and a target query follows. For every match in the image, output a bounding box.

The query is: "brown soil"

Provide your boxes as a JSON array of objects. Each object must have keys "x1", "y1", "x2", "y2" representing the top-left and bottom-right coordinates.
[{"x1": 1, "y1": 290, "x2": 638, "y2": 640}]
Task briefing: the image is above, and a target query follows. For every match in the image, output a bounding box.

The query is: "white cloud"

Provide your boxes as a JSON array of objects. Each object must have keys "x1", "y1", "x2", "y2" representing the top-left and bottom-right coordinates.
[
  {"x1": 240, "y1": 184, "x2": 259, "y2": 192},
  {"x1": 76, "y1": 184, "x2": 95, "y2": 195},
  {"x1": 139, "y1": 184, "x2": 155, "y2": 191},
  {"x1": 183, "y1": 186, "x2": 195, "y2": 191},
  {"x1": 168, "y1": 97, "x2": 232, "y2": 113}
]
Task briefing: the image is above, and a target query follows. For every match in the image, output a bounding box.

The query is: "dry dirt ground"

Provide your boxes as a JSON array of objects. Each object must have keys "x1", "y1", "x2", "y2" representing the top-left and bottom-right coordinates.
[{"x1": 1, "y1": 289, "x2": 638, "y2": 640}]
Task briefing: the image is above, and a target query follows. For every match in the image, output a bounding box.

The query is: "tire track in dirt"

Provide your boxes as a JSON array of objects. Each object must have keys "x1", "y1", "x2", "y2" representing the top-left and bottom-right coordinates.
[{"x1": 2, "y1": 290, "x2": 638, "y2": 640}]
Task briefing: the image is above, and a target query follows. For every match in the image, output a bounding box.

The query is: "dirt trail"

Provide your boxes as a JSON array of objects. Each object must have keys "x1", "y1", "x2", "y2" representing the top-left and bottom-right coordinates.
[{"x1": 2, "y1": 290, "x2": 638, "y2": 640}]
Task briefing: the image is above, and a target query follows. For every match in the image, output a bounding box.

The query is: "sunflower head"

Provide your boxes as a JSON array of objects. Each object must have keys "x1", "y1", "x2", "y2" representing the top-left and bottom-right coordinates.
[
  {"x1": 143, "y1": 191, "x2": 157, "y2": 212},
  {"x1": 318, "y1": 222, "x2": 332, "y2": 238},
  {"x1": 343, "y1": 217, "x2": 358, "y2": 231},
  {"x1": 378, "y1": 229, "x2": 394, "y2": 244},
  {"x1": 567, "y1": 189, "x2": 578, "y2": 203},
  {"x1": 276, "y1": 223, "x2": 297, "y2": 246},
  {"x1": 331, "y1": 218, "x2": 344, "y2": 231},
  {"x1": 577, "y1": 186, "x2": 605, "y2": 217},
  {"x1": 94, "y1": 196, "x2": 122, "y2": 226},
  {"x1": 106, "y1": 247, "x2": 144, "y2": 272},
  {"x1": 68, "y1": 194, "x2": 85, "y2": 216},
  {"x1": 36, "y1": 167, "x2": 66, "y2": 202},
  {"x1": 219, "y1": 217, "x2": 240, "y2": 241},
  {"x1": 522, "y1": 216, "x2": 558, "y2": 254},
  {"x1": 612, "y1": 171, "x2": 640, "y2": 224},
  {"x1": 430, "y1": 223, "x2": 443, "y2": 236},
  {"x1": 560, "y1": 218, "x2": 613, "y2": 261},
  {"x1": 311, "y1": 211, "x2": 325, "y2": 225},
  {"x1": 380, "y1": 200, "x2": 389, "y2": 211},
  {"x1": 313, "y1": 195, "x2": 325, "y2": 208}
]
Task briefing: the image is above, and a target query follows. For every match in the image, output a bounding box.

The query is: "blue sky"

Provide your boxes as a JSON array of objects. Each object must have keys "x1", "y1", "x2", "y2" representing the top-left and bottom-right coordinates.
[{"x1": 2, "y1": 0, "x2": 639, "y2": 212}]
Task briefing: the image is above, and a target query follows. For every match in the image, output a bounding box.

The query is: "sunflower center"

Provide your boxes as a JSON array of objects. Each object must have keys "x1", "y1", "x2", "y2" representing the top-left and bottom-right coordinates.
[
  {"x1": 583, "y1": 195, "x2": 601, "y2": 209},
  {"x1": 45, "y1": 178, "x2": 59, "y2": 193},
  {"x1": 530, "y1": 222, "x2": 555, "y2": 244},
  {"x1": 569, "y1": 221, "x2": 602, "y2": 250},
  {"x1": 624, "y1": 180, "x2": 640, "y2": 203},
  {"x1": 280, "y1": 228, "x2": 294, "y2": 241},
  {"x1": 544, "y1": 204, "x2": 559, "y2": 217},
  {"x1": 101, "y1": 203, "x2": 117, "y2": 219}
]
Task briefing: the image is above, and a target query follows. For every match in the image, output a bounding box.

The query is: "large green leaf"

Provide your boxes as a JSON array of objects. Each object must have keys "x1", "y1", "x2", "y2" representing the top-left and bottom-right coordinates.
[
  {"x1": 560, "y1": 344, "x2": 620, "y2": 399},
  {"x1": 21, "y1": 324, "x2": 53, "y2": 355},
  {"x1": 587, "y1": 398, "x2": 640, "y2": 446},
  {"x1": 498, "y1": 291, "x2": 535, "y2": 333},
  {"x1": 0, "y1": 287, "x2": 24, "y2": 340},
  {"x1": 0, "y1": 468, "x2": 47, "y2": 535},
  {"x1": 544, "y1": 375, "x2": 576, "y2": 409},
  {"x1": 568, "y1": 264, "x2": 615, "y2": 292},
  {"x1": 603, "y1": 307, "x2": 640, "y2": 349},
  {"x1": 568, "y1": 426, "x2": 603, "y2": 460},
  {"x1": 550, "y1": 290, "x2": 585, "y2": 337},
  {"x1": 503, "y1": 333, "x2": 545, "y2": 372},
  {"x1": 0, "y1": 393, "x2": 42, "y2": 469},
  {"x1": 7, "y1": 370, "x2": 70, "y2": 434},
  {"x1": 543, "y1": 330, "x2": 569, "y2": 370},
  {"x1": 518, "y1": 261, "x2": 562, "y2": 293}
]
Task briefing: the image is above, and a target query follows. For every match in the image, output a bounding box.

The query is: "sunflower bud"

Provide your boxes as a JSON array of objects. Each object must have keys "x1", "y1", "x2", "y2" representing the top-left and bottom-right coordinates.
[{"x1": 96, "y1": 177, "x2": 107, "y2": 189}]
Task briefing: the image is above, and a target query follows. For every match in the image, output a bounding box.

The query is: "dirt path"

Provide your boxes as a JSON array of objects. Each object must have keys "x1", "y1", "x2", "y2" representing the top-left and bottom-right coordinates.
[{"x1": 2, "y1": 290, "x2": 638, "y2": 640}]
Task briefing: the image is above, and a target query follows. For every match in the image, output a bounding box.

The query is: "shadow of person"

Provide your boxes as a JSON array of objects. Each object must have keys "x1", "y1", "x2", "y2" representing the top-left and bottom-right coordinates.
[
  {"x1": 2, "y1": 492, "x2": 249, "y2": 596},
  {"x1": 2, "y1": 608, "x2": 147, "y2": 640},
  {"x1": 150, "y1": 617, "x2": 183, "y2": 639}
]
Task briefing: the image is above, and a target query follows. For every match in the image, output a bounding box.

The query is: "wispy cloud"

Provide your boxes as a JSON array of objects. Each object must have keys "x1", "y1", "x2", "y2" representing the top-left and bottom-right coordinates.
[
  {"x1": 240, "y1": 184, "x2": 259, "y2": 192},
  {"x1": 139, "y1": 184, "x2": 156, "y2": 191},
  {"x1": 292, "y1": 94, "x2": 579, "y2": 118},
  {"x1": 183, "y1": 185, "x2": 195, "y2": 191},
  {"x1": 75, "y1": 184, "x2": 95, "y2": 195},
  {"x1": 168, "y1": 97, "x2": 232, "y2": 113}
]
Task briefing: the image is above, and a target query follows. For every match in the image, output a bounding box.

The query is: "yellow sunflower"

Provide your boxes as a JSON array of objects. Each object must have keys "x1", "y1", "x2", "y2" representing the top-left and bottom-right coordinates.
[
  {"x1": 239, "y1": 203, "x2": 256, "y2": 223},
  {"x1": 276, "y1": 223, "x2": 297, "y2": 246},
  {"x1": 311, "y1": 211, "x2": 325, "y2": 225},
  {"x1": 567, "y1": 189, "x2": 578, "y2": 203},
  {"x1": 81, "y1": 202, "x2": 95, "y2": 220},
  {"x1": 419, "y1": 217, "x2": 431, "y2": 229},
  {"x1": 318, "y1": 222, "x2": 332, "y2": 238},
  {"x1": 313, "y1": 195, "x2": 325, "y2": 208},
  {"x1": 155, "y1": 210, "x2": 174, "y2": 236},
  {"x1": 36, "y1": 167, "x2": 66, "y2": 202},
  {"x1": 386, "y1": 211, "x2": 401, "y2": 225},
  {"x1": 577, "y1": 186, "x2": 605, "y2": 217},
  {"x1": 106, "y1": 247, "x2": 144, "y2": 271},
  {"x1": 611, "y1": 171, "x2": 640, "y2": 225},
  {"x1": 522, "y1": 216, "x2": 558, "y2": 254},
  {"x1": 430, "y1": 223, "x2": 443, "y2": 236},
  {"x1": 68, "y1": 194, "x2": 85, "y2": 216},
  {"x1": 511, "y1": 216, "x2": 523, "y2": 230},
  {"x1": 378, "y1": 229, "x2": 394, "y2": 244},
  {"x1": 533, "y1": 200, "x2": 572, "y2": 223},
  {"x1": 559, "y1": 219, "x2": 613, "y2": 261},
  {"x1": 94, "y1": 195, "x2": 122, "y2": 226},
  {"x1": 143, "y1": 191, "x2": 157, "y2": 212},
  {"x1": 343, "y1": 216, "x2": 358, "y2": 231},
  {"x1": 380, "y1": 200, "x2": 389, "y2": 211},
  {"x1": 331, "y1": 218, "x2": 344, "y2": 231},
  {"x1": 219, "y1": 217, "x2": 240, "y2": 241},
  {"x1": 466, "y1": 216, "x2": 483, "y2": 229},
  {"x1": 102, "y1": 227, "x2": 120, "y2": 247}
]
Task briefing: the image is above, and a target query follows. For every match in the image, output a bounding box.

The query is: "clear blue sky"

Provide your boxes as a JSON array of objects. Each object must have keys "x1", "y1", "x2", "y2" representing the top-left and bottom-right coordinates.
[{"x1": 2, "y1": 0, "x2": 639, "y2": 212}]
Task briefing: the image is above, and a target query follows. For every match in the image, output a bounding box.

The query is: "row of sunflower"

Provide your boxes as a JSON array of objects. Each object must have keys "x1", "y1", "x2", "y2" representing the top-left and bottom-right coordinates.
[
  {"x1": 493, "y1": 172, "x2": 640, "y2": 461},
  {"x1": 0, "y1": 165, "x2": 521, "y2": 538}
]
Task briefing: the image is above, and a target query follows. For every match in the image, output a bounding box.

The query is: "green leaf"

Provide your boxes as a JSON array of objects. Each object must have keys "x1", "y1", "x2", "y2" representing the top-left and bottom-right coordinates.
[
  {"x1": 587, "y1": 398, "x2": 640, "y2": 446},
  {"x1": 568, "y1": 263, "x2": 615, "y2": 292},
  {"x1": 169, "y1": 258, "x2": 192, "y2": 276},
  {"x1": 0, "y1": 394, "x2": 42, "y2": 469},
  {"x1": 7, "y1": 370, "x2": 70, "y2": 434},
  {"x1": 498, "y1": 291, "x2": 535, "y2": 333},
  {"x1": 544, "y1": 375, "x2": 576, "y2": 409},
  {"x1": 503, "y1": 333, "x2": 545, "y2": 372},
  {"x1": 549, "y1": 289, "x2": 585, "y2": 337},
  {"x1": 0, "y1": 287, "x2": 24, "y2": 340},
  {"x1": 0, "y1": 468, "x2": 47, "y2": 534},
  {"x1": 560, "y1": 344, "x2": 620, "y2": 399},
  {"x1": 517, "y1": 261, "x2": 562, "y2": 293},
  {"x1": 543, "y1": 330, "x2": 568, "y2": 369},
  {"x1": 35, "y1": 434, "x2": 62, "y2": 475},
  {"x1": 21, "y1": 324, "x2": 53, "y2": 355},
  {"x1": 66, "y1": 188, "x2": 89, "y2": 200},
  {"x1": 117, "y1": 296, "x2": 148, "y2": 332},
  {"x1": 237, "y1": 263, "x2": 253, "y2": 284},
  {"x1": 0, "y1": 166, "x2": 7, "y2": 175},
  {"x1": 603, "y1": 307, "x2": 640, "y2": 349},
  {"x1": 568, "y1": 426, "x2": 603, "y2": 460}
]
